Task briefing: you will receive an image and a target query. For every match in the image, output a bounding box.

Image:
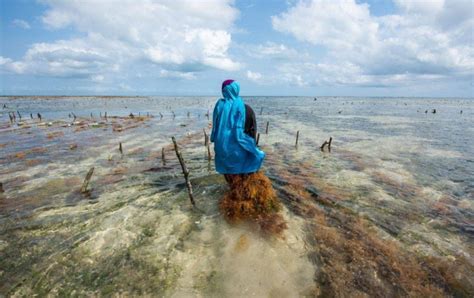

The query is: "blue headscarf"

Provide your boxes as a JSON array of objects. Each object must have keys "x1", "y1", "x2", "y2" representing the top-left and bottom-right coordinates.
[{"x1": 210, "y1": 80, "x2": 265, "y2": 174}]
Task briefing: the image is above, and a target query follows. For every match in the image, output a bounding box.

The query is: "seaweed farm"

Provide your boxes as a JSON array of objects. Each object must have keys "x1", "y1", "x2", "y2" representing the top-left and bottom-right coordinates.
[{"x1": 0, "y1": 96, "x2": 473, "y2": 296}]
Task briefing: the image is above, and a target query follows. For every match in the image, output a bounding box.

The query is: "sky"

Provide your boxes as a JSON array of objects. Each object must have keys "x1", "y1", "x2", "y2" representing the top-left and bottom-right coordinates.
[{"x1": 0, "y1": 0, "x2": 473, "y2": 97}]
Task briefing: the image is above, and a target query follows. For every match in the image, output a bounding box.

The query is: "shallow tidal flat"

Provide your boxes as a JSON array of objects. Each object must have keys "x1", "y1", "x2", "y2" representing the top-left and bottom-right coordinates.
[{"x1": 0, "y1": 96, "x2": 473, "y2": 296}]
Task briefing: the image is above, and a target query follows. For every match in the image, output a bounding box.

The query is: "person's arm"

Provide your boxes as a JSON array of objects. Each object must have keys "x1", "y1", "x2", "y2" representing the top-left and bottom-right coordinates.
[
  {"x1": 234, "y1": 105, "x2": 264, "y2": 158},
  {"x1": 244, "y1": 104, "x2": 257, "y2": 140}
]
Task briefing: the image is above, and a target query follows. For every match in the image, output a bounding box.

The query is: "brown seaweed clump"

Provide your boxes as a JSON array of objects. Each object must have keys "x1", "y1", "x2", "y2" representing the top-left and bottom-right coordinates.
[{"x1": 219, "y1": 171, "x2": 287, "y2": 236}]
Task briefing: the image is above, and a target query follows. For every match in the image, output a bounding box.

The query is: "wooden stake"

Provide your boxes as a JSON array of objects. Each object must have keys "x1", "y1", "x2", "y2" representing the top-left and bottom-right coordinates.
[
  {"x1": 81, "y1": 167, "x2": 95, "y2": 193},
  {"x1": 0, "y1": 182, "x2": 4, "y2": 193},
  {"x1": 203, "y1": 129, "x2": 209, "y2": 146},
  {"x1": 295, "y1": 130, "x2": 300, "y2": 148},
  {"x1": 37, "y1": 113, "x2": 42, "y2": 121},
  {"x1": 256, "y1": 133, "x2": 260, "y2": 146},
  {"x1": 207, "y1": 141, "x2": 212, "y2": 162},
  {"x1": 265, "y1": 121, "x2": 269, "y2": 134},
  {"x1": 119, "y1": 142, "x2": 123, "y2": 155},
  {"x1": 260, "y1": 107, "x2": 263, "y2": 115},
  {"x1": 320, "y1": 141, "x2": 328, "y2": 151},
  {"x1": 105, "y1": 112, "x2": 107, "y2": 121},
  {"x1": 162, "y1": 147, "x2": 166, "y2": 165},
  {"x1": 172, "y1": 136, "x2": 196, "y2": 207},
  {"x1": 320, "y1": 137, "x2": 333, "y2": 152}
]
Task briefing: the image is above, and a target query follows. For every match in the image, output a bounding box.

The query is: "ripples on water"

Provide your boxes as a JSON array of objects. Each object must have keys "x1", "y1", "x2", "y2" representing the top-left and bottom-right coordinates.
[{"x1": 0, "y1": 96, "x2": 473, "y2": 296}]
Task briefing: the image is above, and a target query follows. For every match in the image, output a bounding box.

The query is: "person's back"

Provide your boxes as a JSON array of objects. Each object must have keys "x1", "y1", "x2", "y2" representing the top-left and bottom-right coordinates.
[{"x1": 210, "y1": 80, "x2": 265, "y2": 174}]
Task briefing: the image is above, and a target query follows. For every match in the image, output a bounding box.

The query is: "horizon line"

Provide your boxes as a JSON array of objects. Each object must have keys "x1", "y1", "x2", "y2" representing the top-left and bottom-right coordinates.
[{"x1": 1, "y1": 95, "x2": 473, "y2": 99}]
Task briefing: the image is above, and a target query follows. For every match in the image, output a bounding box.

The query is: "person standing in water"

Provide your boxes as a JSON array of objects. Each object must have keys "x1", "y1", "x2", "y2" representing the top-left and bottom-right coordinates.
[
  {"x1": 210, "y1": 80, "x2": 265, "y2": 180},
  {"x1": 212, "y1": 80, "x2": 285, "y2": 233}
]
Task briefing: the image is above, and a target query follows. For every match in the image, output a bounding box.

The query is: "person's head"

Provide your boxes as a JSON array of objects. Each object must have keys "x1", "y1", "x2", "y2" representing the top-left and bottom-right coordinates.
[{"x1": 221, "y1": 79, "x2": 240, "y2": 99}]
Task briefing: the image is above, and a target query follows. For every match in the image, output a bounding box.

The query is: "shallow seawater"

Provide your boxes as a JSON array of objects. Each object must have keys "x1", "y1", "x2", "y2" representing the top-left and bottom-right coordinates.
[{"x1": 0, "y1": 96, "x2": 473, "y2": 296}]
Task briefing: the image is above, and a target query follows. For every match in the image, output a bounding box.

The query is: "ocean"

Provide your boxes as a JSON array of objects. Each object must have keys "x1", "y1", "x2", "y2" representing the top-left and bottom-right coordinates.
[{"x1": 0, "y1": 96, "x2": 473, "y2": 296}]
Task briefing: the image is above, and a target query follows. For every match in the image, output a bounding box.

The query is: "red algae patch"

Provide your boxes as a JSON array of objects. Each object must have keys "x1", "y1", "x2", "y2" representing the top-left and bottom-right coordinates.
[
  {"x1": 219, "y1": 171, "x2": 287, "y2": 236},
  {"x1": 46, "y1": 131, "x2": 64, "y2": 139},
  {"x1": 25, "y1": 159, "x2": 42, "y2": 167},
  {"x1": 14, "y1": 152, "x2": 27, "y2": 159}
]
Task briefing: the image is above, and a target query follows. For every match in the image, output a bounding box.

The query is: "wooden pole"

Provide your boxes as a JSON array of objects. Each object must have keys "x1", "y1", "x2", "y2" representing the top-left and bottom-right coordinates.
[
  {"x1": 162, "y1": 147, "x2": 166, "y2": 165},
  {"x1": 320, "y1": 140, "x2": 329, "y2": 151},
  {"x1": 119, "y1": 142, "x2": 123, "y2": 155},
  {"x1": 265, "y1": 121, "x2": 269, "y2": 134},
  {"x1": 0, "y1": 182, "x2": 4, "y2": 193},
  {"x1": 203, "y1": 129, "x2": 209, "y2": 146},
  {"x1": 320, "y1": 137, "x2": 333, "y2": 152},
  {"x1": 256, "y1": 133, "x2": 260, "y2": 146},
  {"x1": 260, "y1": 107, "x2": 263, "y2": 115},
  {"x1": 81, "y1": 167, "x2": 94, "y2": 193},
  {"x1": 172, "y1": 136, "x2": 196, "y2": 207},
  {"x1": 207, "y1": 140, "x2": 212, "y2": 162},
  {"x1": 295, "y1": 131, "x2": 299, "y2": 148}
]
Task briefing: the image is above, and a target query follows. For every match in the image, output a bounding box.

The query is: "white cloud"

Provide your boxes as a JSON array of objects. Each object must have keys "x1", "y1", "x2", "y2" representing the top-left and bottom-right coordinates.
[
  {"x1": 159, "y1": 69, "x2": 196, "y2": 80},
  {"x1": 271, "y1": 0, "x2": 474, "y2": 87},
  {"x1": 244, "y1": 42, "x2": 303, "y2": 60},
  {"x1": 12, "y1": 19, "x2": 31, "y2": 29},
  {"x1": 2, "y1": 0, "x2": 240, "y2": 81},
  {"x1": 246, "y1": 70, "x2": 262, "y2": 82}
]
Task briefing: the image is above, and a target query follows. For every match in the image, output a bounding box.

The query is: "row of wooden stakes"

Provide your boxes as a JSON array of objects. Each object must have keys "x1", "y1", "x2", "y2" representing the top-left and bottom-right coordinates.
[{"x1": 261, "y1": 121, "x2": 333, "y2": 152}]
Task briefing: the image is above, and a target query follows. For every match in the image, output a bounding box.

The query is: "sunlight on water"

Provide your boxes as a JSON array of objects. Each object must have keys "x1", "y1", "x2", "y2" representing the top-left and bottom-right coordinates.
[{"x1": 0, "y1": 96, "x2": 473, "y2": 296}]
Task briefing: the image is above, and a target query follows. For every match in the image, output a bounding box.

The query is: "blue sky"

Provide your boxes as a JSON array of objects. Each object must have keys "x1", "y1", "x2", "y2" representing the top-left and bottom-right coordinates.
[{"x1": 1, "y1": 0, "x2": 473, "y2": 97}]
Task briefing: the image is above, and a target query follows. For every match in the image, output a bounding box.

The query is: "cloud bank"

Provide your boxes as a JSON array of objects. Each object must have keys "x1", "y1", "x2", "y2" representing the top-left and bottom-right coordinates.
[
  {"x1": 271, "y1": 0, "x2": 473, "y2": 87},
  {"x1": 2, "y1": 0, "x2": 240, "y2": 82}
]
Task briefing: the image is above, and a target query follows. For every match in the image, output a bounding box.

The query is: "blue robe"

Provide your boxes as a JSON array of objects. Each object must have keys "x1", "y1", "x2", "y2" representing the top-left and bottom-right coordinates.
[{"x1": 210, "y1": 81, "x2": 265, "y2": 174}]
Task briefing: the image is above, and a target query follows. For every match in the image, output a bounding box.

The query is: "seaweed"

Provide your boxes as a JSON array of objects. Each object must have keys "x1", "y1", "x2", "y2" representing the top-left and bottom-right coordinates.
[{"x1": 219, "y1": 171, "x2": 287, "y2": 236}]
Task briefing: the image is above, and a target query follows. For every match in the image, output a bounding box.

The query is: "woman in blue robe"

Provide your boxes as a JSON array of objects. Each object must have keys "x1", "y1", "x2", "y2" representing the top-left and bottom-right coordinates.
[{"x1": 210, "y1": 80, "x2": 265, "y2": 176}]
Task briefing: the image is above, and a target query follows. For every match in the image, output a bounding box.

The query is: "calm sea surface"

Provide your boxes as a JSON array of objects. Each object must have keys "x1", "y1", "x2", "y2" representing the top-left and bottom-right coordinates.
[{"x1": 0, "y1": 96, "x2": 473, "y2": 296}]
